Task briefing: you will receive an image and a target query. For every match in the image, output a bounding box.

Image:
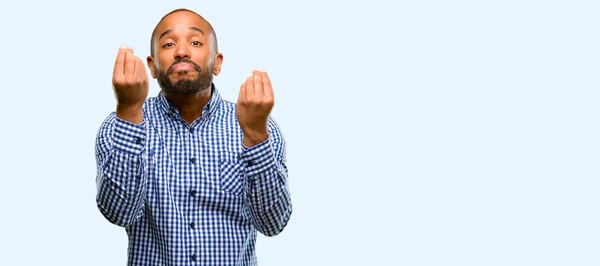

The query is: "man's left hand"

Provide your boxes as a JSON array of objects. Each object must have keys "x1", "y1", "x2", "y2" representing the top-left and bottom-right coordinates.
[{"x1": 236, "y1": 69, "x2": 274, "y2": 148}]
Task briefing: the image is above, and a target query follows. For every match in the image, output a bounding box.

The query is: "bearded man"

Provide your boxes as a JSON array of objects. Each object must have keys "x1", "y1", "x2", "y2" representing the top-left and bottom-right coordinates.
[{"x1": 94, "y1": 8, "x2": 292, "y2": 266}]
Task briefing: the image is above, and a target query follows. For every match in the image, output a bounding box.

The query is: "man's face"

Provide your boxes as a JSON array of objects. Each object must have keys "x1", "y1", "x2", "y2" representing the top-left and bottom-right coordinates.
[{"x1": 147, "y1": 11, "x2": 222, "y2": 95}]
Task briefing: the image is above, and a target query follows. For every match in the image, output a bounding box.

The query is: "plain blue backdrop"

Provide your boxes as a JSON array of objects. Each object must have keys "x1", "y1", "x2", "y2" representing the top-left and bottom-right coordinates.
[{"x1": 0, "y1": 0, "x2": 598, "y2": 265}]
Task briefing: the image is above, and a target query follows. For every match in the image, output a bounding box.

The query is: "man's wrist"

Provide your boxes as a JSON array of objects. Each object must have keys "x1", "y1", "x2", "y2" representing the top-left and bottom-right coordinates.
[
  {"x1": 116, "y1": 104, "x2": 144, "y2": 125},
  {"x1": 242, "y1": 130, "x2": 268, "y2": 148}
]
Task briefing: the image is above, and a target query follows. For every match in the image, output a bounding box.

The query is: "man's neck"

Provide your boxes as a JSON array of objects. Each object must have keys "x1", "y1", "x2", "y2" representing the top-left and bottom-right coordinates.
[{"x1": 164, "y1": 87, "x2": 212, "y2": 125}]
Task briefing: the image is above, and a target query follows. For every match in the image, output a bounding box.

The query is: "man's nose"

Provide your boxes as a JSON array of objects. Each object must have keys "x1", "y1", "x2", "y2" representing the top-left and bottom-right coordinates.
[{"x1": 175, "y1": 45, "x2": 190, "y2": 60}]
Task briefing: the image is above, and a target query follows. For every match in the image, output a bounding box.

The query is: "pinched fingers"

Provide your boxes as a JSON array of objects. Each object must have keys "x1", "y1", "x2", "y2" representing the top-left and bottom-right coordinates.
[{"x1": 238, "y1": 69, "x2": 275, "y2": 109}]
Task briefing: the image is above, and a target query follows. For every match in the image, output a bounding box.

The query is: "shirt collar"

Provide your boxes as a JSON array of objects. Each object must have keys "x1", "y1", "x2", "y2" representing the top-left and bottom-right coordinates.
[{"x1": 157, "y1": 83, "x2": 222, "y2": 120}]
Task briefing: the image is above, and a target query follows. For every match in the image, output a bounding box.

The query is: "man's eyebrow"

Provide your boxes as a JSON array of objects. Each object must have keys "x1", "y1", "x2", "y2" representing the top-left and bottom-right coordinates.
[
  {"x1": 189, "y1": 27, "x2": 204, "y2": 35},
  {"x1": 158, "y1": 27, "x2": 205, "y2": 41}
]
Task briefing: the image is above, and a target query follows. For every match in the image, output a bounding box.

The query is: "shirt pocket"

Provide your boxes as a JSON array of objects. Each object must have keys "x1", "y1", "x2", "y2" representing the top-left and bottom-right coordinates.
[{"x1": 218, "y1": 151, "x2": 245, "y2": 197}]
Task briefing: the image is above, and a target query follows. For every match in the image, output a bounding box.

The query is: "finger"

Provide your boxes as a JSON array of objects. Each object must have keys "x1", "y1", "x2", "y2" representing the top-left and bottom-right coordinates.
[
  {"x1": 113, "y1": 45, "x2": 126, "y2": 77},
  {"x1": 124, "y1": 47, "x2": 135, "y2": 77},
  {"x1": 133, "y1": 57, "x2": 143, "y2": 79},
  {"x1": 253, "y1": 69, "x2": 263, "y2": 96},
  {"x1": 140, "y1": 58, "x2": 149, "y2": 80},
  {"x1": 261, "y1": 71, "x2": 274, "y2": 100},
  {"x1": 238, "y1": 82, "x2": 246, "y2": 103},
  {"x1": 245, "y1": 76, "x2": 253, "y2": 100}
]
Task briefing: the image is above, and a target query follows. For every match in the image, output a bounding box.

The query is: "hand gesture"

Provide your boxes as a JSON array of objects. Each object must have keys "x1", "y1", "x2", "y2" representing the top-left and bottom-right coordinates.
[
  {"x1": 236, "y1": 69, "x2": 275, "y2": 147},
  {"x1": 112, "y1": 45, "x2": 148, "y2": 124}
]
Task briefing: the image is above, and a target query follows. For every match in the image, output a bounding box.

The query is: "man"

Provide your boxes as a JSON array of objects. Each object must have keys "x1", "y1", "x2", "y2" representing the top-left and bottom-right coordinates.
[{"x1": 94, "y1": 8, "x2": 292, "y2": 266}]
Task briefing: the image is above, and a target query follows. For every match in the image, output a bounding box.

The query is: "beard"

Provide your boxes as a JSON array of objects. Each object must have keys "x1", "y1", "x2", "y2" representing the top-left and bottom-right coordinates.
[{"x1": 156, "y1": 58, "x2": 214, "y2": 95}]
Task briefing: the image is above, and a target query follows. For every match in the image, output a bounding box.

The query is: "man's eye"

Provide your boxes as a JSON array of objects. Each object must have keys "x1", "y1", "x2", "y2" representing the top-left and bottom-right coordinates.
[
  {"x1": 191, "y1": 41, "x2": 202, "y2": 46},
  {"x1": 163, "y1": 43, "x2": 174, "y2": 48}
]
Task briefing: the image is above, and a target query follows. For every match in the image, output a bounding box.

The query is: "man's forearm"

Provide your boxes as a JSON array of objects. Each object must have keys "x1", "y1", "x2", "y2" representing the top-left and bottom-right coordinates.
[
  {"x1": 95, "y1": 114, "x2": 148, "y2": 227},
  {"x1": 239, "y1": 135, "x2": 293, "y2": 236}
]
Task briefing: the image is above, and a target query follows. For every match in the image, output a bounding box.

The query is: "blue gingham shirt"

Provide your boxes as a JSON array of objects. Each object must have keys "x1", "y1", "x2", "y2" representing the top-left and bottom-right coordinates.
[{"x1": 94, "y1": 84, "x2": 292, "y2": 266}]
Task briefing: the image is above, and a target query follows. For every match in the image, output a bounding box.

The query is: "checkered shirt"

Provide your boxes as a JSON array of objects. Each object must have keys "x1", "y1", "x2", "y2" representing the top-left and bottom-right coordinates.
[{"x1": 94, "y1": 84, "x2": 292, "y2": 266}]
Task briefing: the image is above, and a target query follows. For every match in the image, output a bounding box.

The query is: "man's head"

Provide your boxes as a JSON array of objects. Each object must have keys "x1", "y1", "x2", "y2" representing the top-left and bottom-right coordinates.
[{"x1": 147, "y1": 8, "x2": 223, "y2": 95}]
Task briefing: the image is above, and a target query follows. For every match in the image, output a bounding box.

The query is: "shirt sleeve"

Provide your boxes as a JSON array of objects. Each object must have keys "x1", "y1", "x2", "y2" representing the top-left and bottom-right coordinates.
[
  {"x1": 239, "y1": 118, "x2": 293, "y2": 237},
  {"x1": 95, "y1": 113, "x2": 148, "y2": 227}
]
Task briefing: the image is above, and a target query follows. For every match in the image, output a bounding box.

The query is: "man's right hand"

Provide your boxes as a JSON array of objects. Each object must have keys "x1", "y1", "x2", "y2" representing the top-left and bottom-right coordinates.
[{"x1": 112, "y1": 45, "x2": 149, "y2": 124}]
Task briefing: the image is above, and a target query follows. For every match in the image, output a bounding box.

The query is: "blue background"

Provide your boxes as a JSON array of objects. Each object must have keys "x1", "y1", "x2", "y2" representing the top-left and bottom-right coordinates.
[{"x1": 0, "y1": 0, "x2": 598, "y2": 265}]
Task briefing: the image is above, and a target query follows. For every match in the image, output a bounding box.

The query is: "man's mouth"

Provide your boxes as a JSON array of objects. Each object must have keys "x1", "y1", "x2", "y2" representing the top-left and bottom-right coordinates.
[{"x1": 170, "y1": 63, "x2": 196, "y2": 74}]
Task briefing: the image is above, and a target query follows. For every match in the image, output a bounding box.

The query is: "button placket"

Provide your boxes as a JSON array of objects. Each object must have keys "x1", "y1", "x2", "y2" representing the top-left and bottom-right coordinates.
[{"x1": 187, "y1": 123, "x2": 202, "y2": 264}]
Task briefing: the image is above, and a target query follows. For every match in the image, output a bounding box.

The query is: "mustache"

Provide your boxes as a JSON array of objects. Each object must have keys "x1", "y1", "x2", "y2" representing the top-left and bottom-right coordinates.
[{"x1": 167, "y1": 59, "x2": 201, "y2": 74}]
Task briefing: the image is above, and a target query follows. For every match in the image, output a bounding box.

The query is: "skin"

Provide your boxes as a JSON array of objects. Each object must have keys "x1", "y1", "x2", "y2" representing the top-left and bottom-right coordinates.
[{"x1": 111, "y1": 10, "x2": 274, "y2": 147}]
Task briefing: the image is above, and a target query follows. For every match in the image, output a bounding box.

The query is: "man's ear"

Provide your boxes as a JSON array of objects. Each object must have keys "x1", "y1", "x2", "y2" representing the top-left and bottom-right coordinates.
[
  {"x1": 212, "y1": 53, "x2": 224, "y2": 76},
  {"x1": 147, "y1": 56, "x2": 157, "y2": 78}
]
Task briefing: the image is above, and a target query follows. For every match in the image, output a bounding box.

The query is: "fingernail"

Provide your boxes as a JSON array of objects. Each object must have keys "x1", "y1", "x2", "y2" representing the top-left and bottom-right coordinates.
[{"x1": 119, "y1": 44, "x2": 127, "y2": 50}]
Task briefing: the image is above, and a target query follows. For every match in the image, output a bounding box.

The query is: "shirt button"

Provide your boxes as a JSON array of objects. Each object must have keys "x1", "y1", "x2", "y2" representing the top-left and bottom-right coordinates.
[
  {"x1": 189, "y1": 128, "x2": 194, "y2": 133},
  {"x1": 190, "y1": 158, "x2": 196, "y2": 163},
  {"x1": 190, "y1": 190, "x2": 196, "y2": 197},
  {"x1": 191, "y1": 254, "x2": 197, "y2": 261},
  {"x1": 190, "y1": 221, "x2": 195, "y2": 228},
  {"x1": 247, "y1": 160, "x2": 253, "y2": 167},
  {"x1": 135, "y1": 137, "x2": 141, "y2": 144}
]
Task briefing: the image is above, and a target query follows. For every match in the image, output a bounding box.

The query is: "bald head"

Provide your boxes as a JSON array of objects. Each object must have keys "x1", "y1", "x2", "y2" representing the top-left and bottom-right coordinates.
[{"x1": 150, "y1": 8, "x2": 218, "y2": 57}]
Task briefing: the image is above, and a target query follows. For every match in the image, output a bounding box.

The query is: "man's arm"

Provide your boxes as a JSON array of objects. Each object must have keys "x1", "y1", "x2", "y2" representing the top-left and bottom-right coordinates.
[
  {"x1": 95, "y1": 114, "x2": 148, "y2": 227},
  {"x1": 236, "y1": 69, "x2": 293, "y2": 236},
  {"x1": 95, "y1": 45, "x2": 149, "y2": 227},
  {"x1": 239, "y1": 118, "x2": 292, "y2": 236}
]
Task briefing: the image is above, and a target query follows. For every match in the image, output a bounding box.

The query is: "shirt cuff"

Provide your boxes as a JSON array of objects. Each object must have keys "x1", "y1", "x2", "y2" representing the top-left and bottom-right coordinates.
[
  {"x1": 239, "y1": 136, "x2": 276, "y2": 178},
  {"x1": 112, "y1": 116, "x2": 147, "y2": 154}
]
